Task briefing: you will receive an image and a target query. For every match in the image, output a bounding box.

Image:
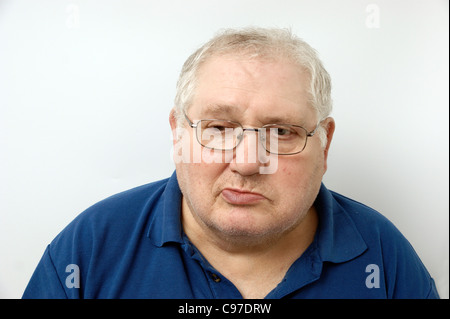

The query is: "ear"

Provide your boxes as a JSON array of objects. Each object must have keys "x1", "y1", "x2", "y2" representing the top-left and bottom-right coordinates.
[
  {"x1": 169, "y1": 108, "x2": 178, "y2": 142},
  {"x1": 169, "y1": 108, "x2": 177, "y2": 129},
  {"x1": 322, "y1": 117, "x2": 335, "y2": 173}
]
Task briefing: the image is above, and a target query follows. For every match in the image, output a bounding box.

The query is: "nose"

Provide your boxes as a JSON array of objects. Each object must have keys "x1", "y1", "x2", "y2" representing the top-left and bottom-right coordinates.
[{"x1": 229, "y1": 129, "x2": 262, "y2": 176}]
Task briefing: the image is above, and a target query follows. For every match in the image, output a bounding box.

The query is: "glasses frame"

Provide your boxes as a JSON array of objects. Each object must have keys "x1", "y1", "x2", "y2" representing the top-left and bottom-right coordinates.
[{"x1": 184, "y1": 112, "x2": 322, "y2": 155}]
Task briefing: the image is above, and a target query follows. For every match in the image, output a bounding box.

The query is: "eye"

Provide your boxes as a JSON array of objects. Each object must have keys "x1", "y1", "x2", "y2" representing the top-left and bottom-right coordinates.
[
  {"x1": 276, "y1": 128, "x2": 292, "y2": 136},
  {"x1": 209, "y1": 125, "x2": 226, "y2": 131},
  {"x1": 201, "y1": 120, "x2": 241, "y2": 136},
  {"x1": 206, "y1": 121, "x2": 235, "y2": 131},
  {"x1": 269, "y1": 126, "x2": 297, "y2": 139}
]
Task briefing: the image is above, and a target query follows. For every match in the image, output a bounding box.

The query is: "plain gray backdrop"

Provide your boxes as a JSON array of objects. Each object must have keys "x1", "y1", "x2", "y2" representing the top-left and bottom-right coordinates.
[{"x1": 0, "y1": 0, "x2": 448, "y2": 298}]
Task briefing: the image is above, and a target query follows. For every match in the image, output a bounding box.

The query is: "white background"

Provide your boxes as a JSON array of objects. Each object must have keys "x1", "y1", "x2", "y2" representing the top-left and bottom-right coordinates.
[{"x1": 0, "y1": 0, "x2": 448, "y2": 298}]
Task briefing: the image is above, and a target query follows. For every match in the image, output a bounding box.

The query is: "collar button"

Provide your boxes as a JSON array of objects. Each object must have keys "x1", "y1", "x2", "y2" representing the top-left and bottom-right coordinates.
[{"x1": 211, "y1": 273, "x2": 221, "y2": 283}]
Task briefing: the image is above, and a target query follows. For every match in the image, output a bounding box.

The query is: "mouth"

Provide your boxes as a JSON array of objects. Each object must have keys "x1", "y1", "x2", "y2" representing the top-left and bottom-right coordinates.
[{"x1": 221, "y1": 188, "x2": 266, "y2": 205}]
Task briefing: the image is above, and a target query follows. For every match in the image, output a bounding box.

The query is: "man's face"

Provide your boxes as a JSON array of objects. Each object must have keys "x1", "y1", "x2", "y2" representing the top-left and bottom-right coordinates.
[{"x1": 171, "y1": 54, "x2": 334, "y2": 244}]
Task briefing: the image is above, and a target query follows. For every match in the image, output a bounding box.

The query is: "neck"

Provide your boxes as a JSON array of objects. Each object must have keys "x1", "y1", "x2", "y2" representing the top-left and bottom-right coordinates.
[{"x1": 181, "y1": 197, "x2": 318, "y2": 298}]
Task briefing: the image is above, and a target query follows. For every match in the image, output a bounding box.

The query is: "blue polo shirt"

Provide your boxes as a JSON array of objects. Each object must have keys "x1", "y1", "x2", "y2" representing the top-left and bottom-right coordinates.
[{"x1": 22, "y1": 171, "x2": 439, "y2": 299}]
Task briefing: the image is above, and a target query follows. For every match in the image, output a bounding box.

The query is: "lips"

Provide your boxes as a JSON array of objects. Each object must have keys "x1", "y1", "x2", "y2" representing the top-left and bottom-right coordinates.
[{"x1": 221, "y1": 188, "x2": 266, "y2": 205}]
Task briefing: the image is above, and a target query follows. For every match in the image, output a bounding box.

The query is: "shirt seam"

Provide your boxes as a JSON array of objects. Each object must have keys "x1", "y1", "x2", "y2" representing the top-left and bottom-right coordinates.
[
  {"x1": 46, "y1": 245, "x2": 69, "y2": 299},
  {"x1": 425, "y1": 278, "x2": 438, "y2": 299}
]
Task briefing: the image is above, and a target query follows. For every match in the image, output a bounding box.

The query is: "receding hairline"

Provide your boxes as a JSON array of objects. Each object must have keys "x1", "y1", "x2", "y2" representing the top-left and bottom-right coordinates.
[
  {"x1": 174, "y1": 27, "x2": 332, "y2": 147},
  {"x1": 189, "y1": 28, "x2": 314, "y2": 75}
]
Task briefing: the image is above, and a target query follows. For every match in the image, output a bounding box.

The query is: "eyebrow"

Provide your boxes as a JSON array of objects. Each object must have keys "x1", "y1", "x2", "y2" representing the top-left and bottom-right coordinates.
[
  {"x1": 200, "y1": 104, "x2": 307, "y2": 126},
  {"x1": 260, "y1": 115, "x2": 305, "y2": 126},
  {"x1": 200, "y1": 104, "x2": 237, "y2": 118}
]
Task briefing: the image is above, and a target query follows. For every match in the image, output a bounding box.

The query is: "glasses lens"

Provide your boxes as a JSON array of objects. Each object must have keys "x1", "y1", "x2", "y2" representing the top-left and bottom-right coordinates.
[
  {"x1": 193, "y1": 120, "x2": 309, "y2": 155},
  {"x1": 262, "y1": 125, "x2": 308, "y2": 155},
  {"x1": 197, "y1": 120, "x2": 243, "y2": 150}
]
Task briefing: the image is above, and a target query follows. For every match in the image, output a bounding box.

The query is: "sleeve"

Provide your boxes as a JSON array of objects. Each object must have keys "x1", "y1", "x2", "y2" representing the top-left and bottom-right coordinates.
[
  {"x1": 425, "y1": 278, "x2": 440, "y2": 299},
  {"x1": 380, "y1": 224, "x2": 441, "y2": 299},
  {"x1": 22, "y1": 246, "x2": 68, "y2": 299}
]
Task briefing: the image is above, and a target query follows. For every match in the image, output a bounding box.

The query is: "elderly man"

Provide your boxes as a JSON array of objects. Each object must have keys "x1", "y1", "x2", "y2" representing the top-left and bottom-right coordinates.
[{"x1": 23, "y1": 27, "x2": 439, "y2": 299}]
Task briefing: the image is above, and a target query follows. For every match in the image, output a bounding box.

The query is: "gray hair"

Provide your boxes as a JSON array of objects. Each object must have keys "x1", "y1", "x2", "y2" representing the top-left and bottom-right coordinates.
[{"x1": 174, "y1": 27, "x2": 332, "y2": 147}]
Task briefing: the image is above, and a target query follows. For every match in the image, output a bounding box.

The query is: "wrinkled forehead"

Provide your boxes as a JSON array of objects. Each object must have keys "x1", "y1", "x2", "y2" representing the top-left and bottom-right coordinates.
[{"x1": 189, "y1": 54, "x2": 316, "y2": 125}]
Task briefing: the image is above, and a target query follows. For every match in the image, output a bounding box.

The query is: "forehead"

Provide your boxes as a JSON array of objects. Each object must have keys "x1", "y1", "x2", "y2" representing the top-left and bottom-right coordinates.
[{"x1": 191, "y1": 55, "x2": 315, "y2": 124}]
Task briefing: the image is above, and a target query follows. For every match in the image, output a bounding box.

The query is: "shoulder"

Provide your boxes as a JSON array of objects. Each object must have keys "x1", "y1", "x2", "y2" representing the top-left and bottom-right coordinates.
[
  {"x1": 49, "y1": 177, "x2": 170, "y2": 257},
  {"x1": 329, "y1": 190, "x2": 396, "y2": 234},
  {"x1": 82, "y1": 177, "x2": 169, "y2": 218},
  {"x1": 328, "y1": 188, "x2": 439, "y2": 298},
  {"x1": 23, "y1": 176, "x2": 173, "y2": 298},
  {"x1": 71, "y1": 177, "x2": 166, "y2": 225},
  {"x1": 329, "y1": 189, "x2": 415, "y2": 254}
]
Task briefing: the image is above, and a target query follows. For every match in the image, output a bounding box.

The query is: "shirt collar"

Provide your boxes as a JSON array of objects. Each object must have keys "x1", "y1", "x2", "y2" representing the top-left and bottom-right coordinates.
[
  {"x1": 147, "y1": 171, "x2": 184, "y2": 247},
  {"x1": 314, "y1": 183, "x2": 368, "y2": 263},
  {"x1": 148, "y1": 172, "x2": 367, "y2": 263}
]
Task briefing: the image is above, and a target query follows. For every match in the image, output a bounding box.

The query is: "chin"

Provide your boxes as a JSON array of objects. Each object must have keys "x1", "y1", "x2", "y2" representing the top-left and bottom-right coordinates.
[{"x1": 209, "y1": 214, "x2": 292, "y2": 246}]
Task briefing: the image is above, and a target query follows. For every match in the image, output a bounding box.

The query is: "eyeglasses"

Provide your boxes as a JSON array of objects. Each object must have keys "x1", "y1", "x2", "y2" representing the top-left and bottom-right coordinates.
[{"x1": 184, "y1": 113, "x2": 322, "y2": 155}]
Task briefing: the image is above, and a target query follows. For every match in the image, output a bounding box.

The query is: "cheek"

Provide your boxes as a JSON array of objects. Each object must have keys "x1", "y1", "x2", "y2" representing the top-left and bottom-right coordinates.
[
  {"x1": 275, "y1": 156, "x2": 324, "y2": 195},
  {"x1": 177, "y1": 161, "x2": 227, "y2": 200},
  {"x1": 277, "y1": 158, "x2": 312, "y2": 181}
]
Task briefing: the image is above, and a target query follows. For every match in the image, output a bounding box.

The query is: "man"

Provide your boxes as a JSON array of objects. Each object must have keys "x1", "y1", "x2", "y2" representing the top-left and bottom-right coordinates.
[{"x1": 23, "y1": 27, "x2": 439, "y2": 299}]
